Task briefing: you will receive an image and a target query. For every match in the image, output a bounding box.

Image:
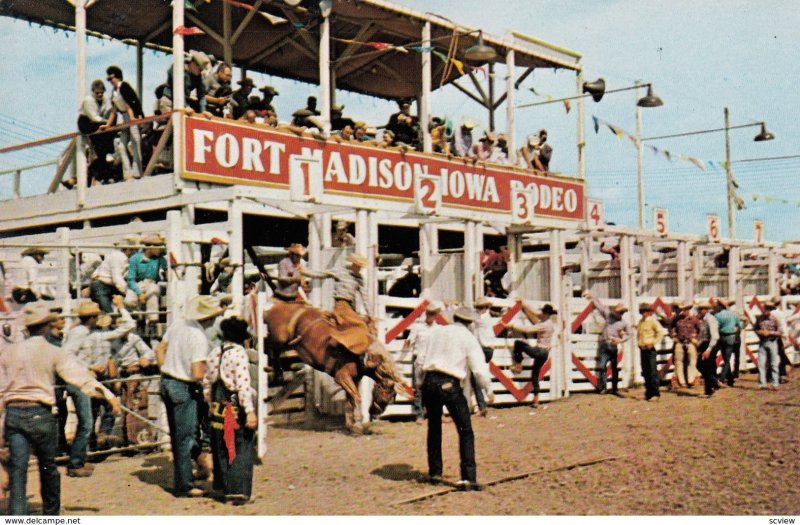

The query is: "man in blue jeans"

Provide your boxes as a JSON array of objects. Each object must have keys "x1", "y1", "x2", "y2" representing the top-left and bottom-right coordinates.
[
  {"x1": 583, "y1": 291, "x2": 630, "y2": 394},
  {"x1": 0, "y1": 305, "x2": 119, "y2": 515},
  {"x1": 713, "y1": 298, "x2": 743, "y2": 387},
  {"x1": 415, "y1": 307, "x2": 492, "y2": 491},
  {"x1": 156, "y1": 295, "x2": 223, "y2": 498}
]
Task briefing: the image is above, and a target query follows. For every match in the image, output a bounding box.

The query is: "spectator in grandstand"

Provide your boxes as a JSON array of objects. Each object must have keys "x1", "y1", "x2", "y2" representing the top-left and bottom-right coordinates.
[
  {"x1": 696, "y1": 300, "x2": 721, "y2": 398},
  {"x1": 713, "y1": 298, "x2": 743, "y2": 387},
  {"x1": 161, "y1": 50, "x2": 210, "y2": 114},
  {"x1": 452, "y1": 118, "x2": 477, "y2": 158},
  {"x1": 69, "y1": 252, "x2": 102, "y2": 299},
  {"x1": 670, "y1": 301, "x2": 703, "y2": 388},
  {"x1": 330, "y1": 104, "x2": 355, "y2": 132},
  {"x1": 203, "y1": 62, "x2": 233, "y2": 117},
  {"x1": 636, "y1": 303, "x2": 667, "y2": 401},
  {"x1": 90, "y1": 234, "x2": 139, "y2": 313},
  {"x1": 385, "y1": 101, "x2": 419, "y2": 148},
  {"x1": 778, "y1": 265, "x2": 793, "y2": 295},
  {"x1": 75, "y1": 79, "x2": 118, "y2": 187},
  {"x1": 600, "y1": 241, "x2": 621, "y2": 261},
  {"x1": 333, "y1": 221, "x2": 356, "y2": 248},
  {"x1": 755, "y1": 299, "x2": 782, "y2": 390},
  {"x1": 518, "y1": 129, "x2": 552, "y2": 172},
  {"x1": 402, "y1": 301, "x2": 442, "y2": 423},
  {"x1": 203, "y1": 317, "x2": 257, "y2": 505},
  {"x1": 11, "y1": 247, "x2": 54, "y2": 304},
  {"x1": 506, "y1": 303, "x2": 557, "y2": 408},
  {"x1": 470, "y1": 131, "x2": 495, "y2": 162},
  {"x1": 489, "y1": 133, "x2": 510, "y2": 165},
  {"x1": 106, "y1": 65, "x2": 145, "y2": 178},
  {"x1": 582, "y1": 290, "x2": 629, "y2": 395},
  {"x1": 415, "y1": 306, "x2": 491, "y2": 491},
  {"x1": 155, "y1": 295, "x2": 223, "y2": 498},
  {"x1": 353, "y1": 121, "x2": 371, "y2": 143},
  {"x1": 257, "y1": 85, "x2": 279, "y2": 115},
  {"x1": 331, "y1": 123, "x2": 356, "y2": 143},
  {"x1": 125, "y1": 233, "x2": 168, "y2": 324},
  {"x1": 231, "y1": 77, "x2": 255, "y2": 120},
  {"x1": 0, "y1": 305, "x2": 120, "y2": 515}
]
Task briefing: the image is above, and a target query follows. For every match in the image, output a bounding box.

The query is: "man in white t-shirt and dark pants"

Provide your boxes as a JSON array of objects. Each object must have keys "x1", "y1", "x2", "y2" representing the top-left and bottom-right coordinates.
[
  {"x1": 156, "y1": 295, "x2": 223, "y2": 498},
  {"x1": 415, "y1": 306, "x2": 492, "y2": 491}
]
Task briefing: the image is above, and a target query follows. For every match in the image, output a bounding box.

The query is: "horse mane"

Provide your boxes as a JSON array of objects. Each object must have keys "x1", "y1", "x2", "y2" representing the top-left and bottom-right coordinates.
[{"x1": 367, "y1": 342, "x2": 407, "y2": 394}]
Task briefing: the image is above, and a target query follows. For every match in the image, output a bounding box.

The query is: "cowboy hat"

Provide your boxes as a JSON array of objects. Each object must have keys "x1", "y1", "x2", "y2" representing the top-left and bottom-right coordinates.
[
  {"x1": 75, "y1": 301, "x2": 101, "y2": 317},
  {"x1": 638, "y1": 302, "x2": 654, "y2": 312},
  {"x1": 480, "y1": 131, "x2": 496, "y2": 143},
  {"x1": 331, "y1": 103, "x2": 344, "y2": 112},
  {"x1": 96, "y1": 315, "x2": 113, "y2": 329},
  {"x1": 23, "y1": 305, "x2": 56, "y2": 328},
  {"x1": 185, "y1": 295, "x2": 223, "y2": 321},
  {"x1": 527, "y1": 134, "x2": 538, "y2": 147},
  {"x1": 717, "y1": 297, "x2": 735, "y2": 308},
  {"x1": 696, "y1": 300, "x2": 713, "y2": 309},
  {"x1": 678, "y1": 301, "x2": 694, "y2": 310},
  {"x1": 141, "y1": 233, "x2": 165, "y2": 246},
  {"x1": 335, "y1": 221, "x2": 349, "y2": 230},
  {"x1": 425, "y1": 301, "x2": 442, "y2": 315},
  {"x1": 287, "y1": 243, "x2": 306, "y2": 256},
  {"x1": 237, "y1": 77, "x2": 255, "y2": 87},
  {"x1": 346, "y1": 253, "x2": 368, "y2": 267},
  {"x1": 187, "y1": 50, "x2": 211, "y2": 69},
  {"x1": 260, "y1": 85, "x2": 279, "y2": 96},
  {"x1": 292, "y1": 108, "x2": 314, "y2": 118},
  {"x1": 541, "y1": 304, "x2": 558, "y2": 316},
  {"x1": 612, "y1": 303, "x2": 628, "y2": 314},
  {"x1": 461, "y1": 118, "x2": 477, "y2": 129},
  {"x1": 21, "y1": 247, "x2": 49, "y2": 256},
  {"x1": 115, "y1": 234, "x2": 140, "y2": 247},
  {"x1": 453, "y1": 306, "x2": 477, "y2": 323},
  {"x1": 474, "y1": 297, "x2": 492, "y2": 308}
]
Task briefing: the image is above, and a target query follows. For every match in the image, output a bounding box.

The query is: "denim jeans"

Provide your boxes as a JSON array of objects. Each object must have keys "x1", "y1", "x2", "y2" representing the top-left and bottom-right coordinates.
[
  {"x1": 65, "y1": 384, "x2": 93, "y2": 469},
  {"x1": 597, "y1": 342, "x2": 619, "y2": 393},
  {"x1": 639, "y1": 347, "x2": 660, "y2": 399},
  {"x1": 5, "y1": 405, "x2": 61, "y2": 515},
  {"x1": 210, "y1": 415, "x2": 255, "y2": 498},
  {"x1": 161, "y1": 376, "x2": 201, "y2": 495},
  {"x1": 89, "y1": 280, "x2": 122, "y2": 313},
  {"x1": 758, "y1": 339, "x2": 780, "y2": 387},
  {"x1": 698, "y1": 341, "x2": 720, "y2": 396},
  {"x1": 718, "y1": 334, "x2": 738, "y2": 386},
  {"x1": 91, "y1": 397, "x2": 117, "y2": 448},
  {"x1": 513, "y1": 340, "x2": 549, "y2": 396},
  {"x1": 471, "y1": 347, "x2": 493, "y2": 410},
  {"x1": 422, "y1": 371, "x2": 477, "y2": 483}
]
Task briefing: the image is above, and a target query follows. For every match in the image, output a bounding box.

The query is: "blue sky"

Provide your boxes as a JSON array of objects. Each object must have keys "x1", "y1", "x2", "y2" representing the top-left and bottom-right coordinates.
[{"x1": 0, "y1": 1, "x2": 798, "y2": 241}]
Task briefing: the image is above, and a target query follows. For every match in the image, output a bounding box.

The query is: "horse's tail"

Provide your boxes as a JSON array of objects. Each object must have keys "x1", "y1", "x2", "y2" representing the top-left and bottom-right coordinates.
[{"x1": 366, "y1": 340, "x2": 406, "y2": 392}]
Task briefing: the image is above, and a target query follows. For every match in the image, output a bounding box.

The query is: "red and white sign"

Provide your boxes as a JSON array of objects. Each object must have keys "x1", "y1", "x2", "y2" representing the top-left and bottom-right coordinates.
[
  {"x1": 414, "y1": 174, "x2": 441, "y2": 215},
  {"x1": 754, "y1": 220, "x2": 764, "y2": 244},
  {"x1": 289, "y1": 151, "x2": 323, "y2": 202},
  {"x1": 586, "y1": 198, "x2": 604, "y2": 230},
  {"x1": 511, "y1": 188, "x2": 535, "y2": 224},
  {"x1": 653, "y1": 207, "x2": 668, "y2": 236},
  {"x1": 707, "y1": 214, "x2": 721, "y2": 242},
  {"x1": 182, "y1": 116, "x2": 585, "y2": 221}
]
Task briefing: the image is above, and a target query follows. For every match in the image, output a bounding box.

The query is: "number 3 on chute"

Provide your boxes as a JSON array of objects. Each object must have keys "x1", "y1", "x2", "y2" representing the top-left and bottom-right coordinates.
[{"x1": 511, "y1": 188, "x2": 535, "y2": 224}]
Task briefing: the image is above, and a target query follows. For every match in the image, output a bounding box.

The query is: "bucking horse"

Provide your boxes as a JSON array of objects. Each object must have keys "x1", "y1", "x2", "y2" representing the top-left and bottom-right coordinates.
[{"x1": 264, "y1": 300, "x2": 406, "y2": 434}]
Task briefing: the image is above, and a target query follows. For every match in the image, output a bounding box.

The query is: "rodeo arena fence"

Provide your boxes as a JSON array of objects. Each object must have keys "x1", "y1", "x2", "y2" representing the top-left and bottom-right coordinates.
[{"x1": 1, "y1": 0, "x2": 799, "y2": 461}]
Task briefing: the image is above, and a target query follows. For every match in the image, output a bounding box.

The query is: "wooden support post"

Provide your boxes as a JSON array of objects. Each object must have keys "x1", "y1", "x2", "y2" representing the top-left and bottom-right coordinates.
[
  {"x1": 728, "y1": 245, "x2": 741, "y2": 304},
  {"x1": 580, "y1": 234, "x2": 591, "y2": 293},
  {"x1": 319, "y1": 15, "x2": 331, "y2": 135},
  {"x1": 475, "y1": 223, "x2": 484, "y2": 299},
  {"x1": 463, "y1": 221, "x2": 477, "y2": 305},
  {"x1": 222, "y1": 0, "x2": 233, "y2": 65},
  {"x1": 166, "y1": 210, "x2": 183, "y2": 323},
  {"x1": 420, "y1": 22, "x2": 432, "y2": 153},
  {"x1": 367, "y1": 211, "x2": 379, "y2": 316},
  {"x1": 677, "y1": 241, "x2": 688, "y2": 300},
  {"x1": 229, "y1": 198, "x2": 244, "y2": 315},
  {"x1": 75, "y1": 0, "x2": 88, "y2": 207},
  {"x1": 548, "y1": 229, "x2": 563, "y2": 399},
  {"x1": 506, "y1": 233, "x2": 520, "y2": 297},
  {"x1": 419, "y1": 223, "x2": 437, "y2": 295},
  {"x1": 505, "y1": 49, "x2": 516, "y2": 165},
  {"x1": 576, "y1": 67, "x2": 586, "y2": 180},
  {"x1": 136, "y1": 41, "x2": 144, "y2": 102},
  {"x1": 619, "y1": 235, "x2": 637, "y2": 386},
  {"x1": 640, "y1": 240, "x2": 650, "y2": 295},
  {"x1": 767, "y1": 247, "x2": 778, "y2": 298},
  {"x1": 256, "y1": 290, "x2": 268, "y2": 459},
  {"x1": 308, "y1": 213, "x2": 323, "y2": 308},
  {"x1": 172, "y1": 0, "x2": 185, "y2": 191},
  {"x1": 57, "y1": 227, "x2": 71, "y2": 311}
]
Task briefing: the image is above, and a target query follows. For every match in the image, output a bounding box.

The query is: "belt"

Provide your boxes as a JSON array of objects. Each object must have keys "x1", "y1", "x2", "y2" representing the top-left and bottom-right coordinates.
[
  {"x1": 161, "y1": 372, "x2": 194, "y2": 383},
  {"x1": 720, "y1": 332, "x2": 737, "y2": 336},
  {"x1": 425, "y1": 370, "x2": 459, "y2": 381},
  {"x1": 5, "y1": 400, "x2": 50, "y2": 409}
]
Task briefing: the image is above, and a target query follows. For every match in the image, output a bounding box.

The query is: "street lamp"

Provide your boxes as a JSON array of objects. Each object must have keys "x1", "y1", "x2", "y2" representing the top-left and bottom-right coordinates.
[{"x1": 642, "y1": 109, "x2": 775, "y2": 239}]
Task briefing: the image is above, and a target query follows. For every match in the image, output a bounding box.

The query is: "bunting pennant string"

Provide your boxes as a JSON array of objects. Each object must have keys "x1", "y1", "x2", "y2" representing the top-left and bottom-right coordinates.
[
  {"x1": 174, "y1": 25, "x2": 205, "y2": 36},
  {"x1": 563, "y1": 100, "x2": 571, "y2": 114}
]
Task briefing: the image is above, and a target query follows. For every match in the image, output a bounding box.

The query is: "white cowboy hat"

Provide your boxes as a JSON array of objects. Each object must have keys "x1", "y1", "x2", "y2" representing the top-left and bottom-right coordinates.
[
  {"x1": 115, "y1": 234, "x2": 140, "y2": 247},
  {"x1": 74, "y1": 301, "x2": 101, "y2": 317},
  {"x1": 185, "y1": 295, "x2": 224, "y2": 321},
  {"x1": 425, "y1": 301, "x2": 443, "y2": 315},
  {"x1": 453, "y1": 306, "x2": 477, "y2": 323},
  {"x1": 23, "y1": 305, "x2": 56, "y2": 327},
  {"x1": 346, "y1": 253, "x2": 368, "y2": 267}
]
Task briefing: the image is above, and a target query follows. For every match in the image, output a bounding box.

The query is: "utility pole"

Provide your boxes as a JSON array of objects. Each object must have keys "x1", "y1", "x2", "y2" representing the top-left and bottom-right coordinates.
[
  {"x1": 635, "y1": 80, "x2": 645, "y2": 229},
  {"x1": 724, "y1": 107, "x2": 735, "y2": 239}
]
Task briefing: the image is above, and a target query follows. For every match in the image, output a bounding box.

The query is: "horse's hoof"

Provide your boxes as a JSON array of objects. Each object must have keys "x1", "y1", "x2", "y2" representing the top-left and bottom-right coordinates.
[{"x1": 349, "y1": 424, "x2": 365, "y2": 435}]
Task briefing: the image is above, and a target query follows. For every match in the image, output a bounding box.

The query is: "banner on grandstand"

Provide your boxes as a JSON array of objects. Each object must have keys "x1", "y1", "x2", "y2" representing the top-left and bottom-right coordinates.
[{"x1": 181, "y1": 115, "x2": 585, "y2": 223}]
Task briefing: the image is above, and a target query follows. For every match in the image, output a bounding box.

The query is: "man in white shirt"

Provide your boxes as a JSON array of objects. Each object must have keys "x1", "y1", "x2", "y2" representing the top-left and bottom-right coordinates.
[
  {"x1": 415, "y1": 306, "x2": 492, "y2": 491},
  {"x1": 471, "y1": 297, "x2": 495, "y2": 416},
  {"x1": 11, "y1": 247, "x2": 54, "y2": 304},
  {"x1": 90, "y1": 235, "x2": 139, "y2": 313},
  {"x1": 696, "y1": 301, "x2": 721, "y2": 397},
  {"x1": 402, "y1": 301, "x2": 442, "y2": 423},
  {"x1": 155, "y1": 295, "x2": 223, "y2": 498}
]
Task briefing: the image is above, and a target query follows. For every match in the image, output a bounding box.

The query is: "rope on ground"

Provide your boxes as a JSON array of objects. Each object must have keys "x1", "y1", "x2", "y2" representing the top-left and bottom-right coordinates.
[{"x1": 391, "y1": 454, "x2": 626, "y2": 506}]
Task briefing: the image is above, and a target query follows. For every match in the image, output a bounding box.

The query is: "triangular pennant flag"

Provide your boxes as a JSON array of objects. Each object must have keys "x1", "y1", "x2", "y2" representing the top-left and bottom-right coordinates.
[
  {"x1": 686, "y1": 156, "x2": 706, "y2": 171},
  {"x1": 174, "y1": 25, "x2": 205, "y2": 35},
  {"x1": 592, "y1": 116, "x2": 599, "y2": 134},
  {"x1": 664, "y1": 150, "x2": 672, "y2": 162},
  {"x1": 721, "y1": 160, "x2": 728, "y2": 170},
  {"x1": 752, "y1": 194, "x2": 759, "y2": 201},
  {"x1": 529, "y1": 87, "x2": 540, "y2": 96},
  {"x1": 366, "y1": 41, "x2": 392, "y2": 50},
  {"x1": 432, "y1": 50, "x2": 449, "y2": 63},
  {"x1": 707, "y1": 160, "x2": 716, "y2": 169},
  {"x1": 259, "y1": 11, "x2": 288, "y2": 24},
  {"x1": 450, "y1": 57, "x2": 465, "y2": 76},
  {"x1": 735, "y1": 196, "x2": 746, "y2": 210},
  {"x1": 563, "y1": 100, "x2": 571, "y2": 113},
  {"x1": 413, "y1": 46, "x2": 434, "y2": 53}
]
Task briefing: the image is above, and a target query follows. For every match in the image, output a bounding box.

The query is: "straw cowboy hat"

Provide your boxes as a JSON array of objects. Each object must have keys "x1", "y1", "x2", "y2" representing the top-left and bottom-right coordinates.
[
  {"x1": 474, "y1": 297, "x2": 492, "y2": 308},
  {"x1": 461, "y1": 118, "x2": 477, "y2": 129},
  {"x1": 115, "y1": 234, "x2": 140, "y2": 247},
  {"x1": 185, "y1": 295, "x2": 224, "y2": 322},
  {"x1": 612, "y1": 303, "x2": 628, "y2": 314},
  {"x1": 453, "y1": 306, "x2": 477, "y2": 323},
  {"x1": 331, "y1": 103, "x2": 344, "y2": 112},
  {"x1": 678, "y1": 301, "x2": 694, "y2": 310},
  {"x1": 141, "y1": 233, "x2": 165, "y2": 246},
  {"x1": 21, "y1": 247, "x2": 49, "y2": 256},
  {"x1": 638, "y1": 302, "x2": 654, "y2": 312},
  {"x1": 425, "y1": 301, "x2": 443, "y2": 315},
  {"x1": 96, "y1": 315, "x2": 113, "y2": 329},
  {"x1": 287, "y1": 243, "x2": 306, "y2": 256},
  {"x1": 22, "y1": 305, "x2": 56, "y2": 328},
  {"x1": 346, "y1": 253, "x2": 368, "y2": 268},
  {"x1": 696, "y1": 300, "x2": 713, "y2": 309},
  {"x1": 75, "y1": 301, "x2": 101, "y2": 317},
  {"x1": 187, "y1": 50, "x2": 211, "y2": 69},
  {"x1": 335, "y1": 221, "x2": 349, "y2": 230},
  {"x1": 292, "y1": 108, "x2": 314, "y2": 118},
  {"x1": 716, "y1": 297, "x2": 735, "y2": 308}
]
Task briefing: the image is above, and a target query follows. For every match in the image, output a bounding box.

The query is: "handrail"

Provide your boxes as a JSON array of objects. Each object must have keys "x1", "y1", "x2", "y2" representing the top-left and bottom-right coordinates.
[{"x1": 0, "y1": 159, "x2": 57, "y2": 177}]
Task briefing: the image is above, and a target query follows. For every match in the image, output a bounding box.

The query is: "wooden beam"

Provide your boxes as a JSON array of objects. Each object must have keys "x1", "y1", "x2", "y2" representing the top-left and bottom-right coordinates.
[
  {"x1": 275, "y1": 5, "x2": 319, "y2": 55},
  {"x1": 286, "y1": 37, "x2": 317, "y2": 62},
  {"x1": 231, "y1": 0, "x2": 263, "y2": 45},
  {"x1": 144, "y1": 18, "x2": 172, "y2": 42},
  {"x1": 467, "y1": 67, "x2": 490, "y2": 106},
  {"x1": 142, "y1": 119, "x2": 173, "y2": 178},
  {"x1": 47, "y1": 139, "x2": 76, "y2": 194},
  {"x1": 186, "y1": 12, "x2": 225, "y2": 45},
  {"x1": 333, "y1": 23, "x2": 377, "y2": 73},
  {"x1": 493, "y1": 66, "x2": 534, "y2": 110},
  {"x1": 451, "y1": 81, "x2": 487, "y2": 107}
]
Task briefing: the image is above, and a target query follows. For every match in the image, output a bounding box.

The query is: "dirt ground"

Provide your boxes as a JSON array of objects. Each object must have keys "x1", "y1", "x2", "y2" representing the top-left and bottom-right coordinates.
[{"x1": 4, "y1": 371, "x2": 799, "y2": 516}]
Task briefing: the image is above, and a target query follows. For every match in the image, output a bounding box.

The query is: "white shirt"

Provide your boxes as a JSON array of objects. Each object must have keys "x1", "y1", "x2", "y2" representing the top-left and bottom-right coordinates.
[
  {"x1": 771, "y1": 308, "x2": 789, "y2": 337},
  {"x1": 114, "y1": 333, "x2": 155, "y2": 368},
  {"x1": 71, "y1": 309, "x2": 136, "y2": 369},
  {"x1": 405, "y1": 321, "x2": 436, "y2": 358},
  {"x1": 161, "y1": 319, "x2": 211, "y2": 382},
  {"x1": 473, "y1": 311, "x2": 496, "y2": 348},
  {"x1": 92, "y1": 250, "x2": 130, "y2": 293},
  {"x1": 415, "y1": 323, "x2": 492, "y2": 393}
]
